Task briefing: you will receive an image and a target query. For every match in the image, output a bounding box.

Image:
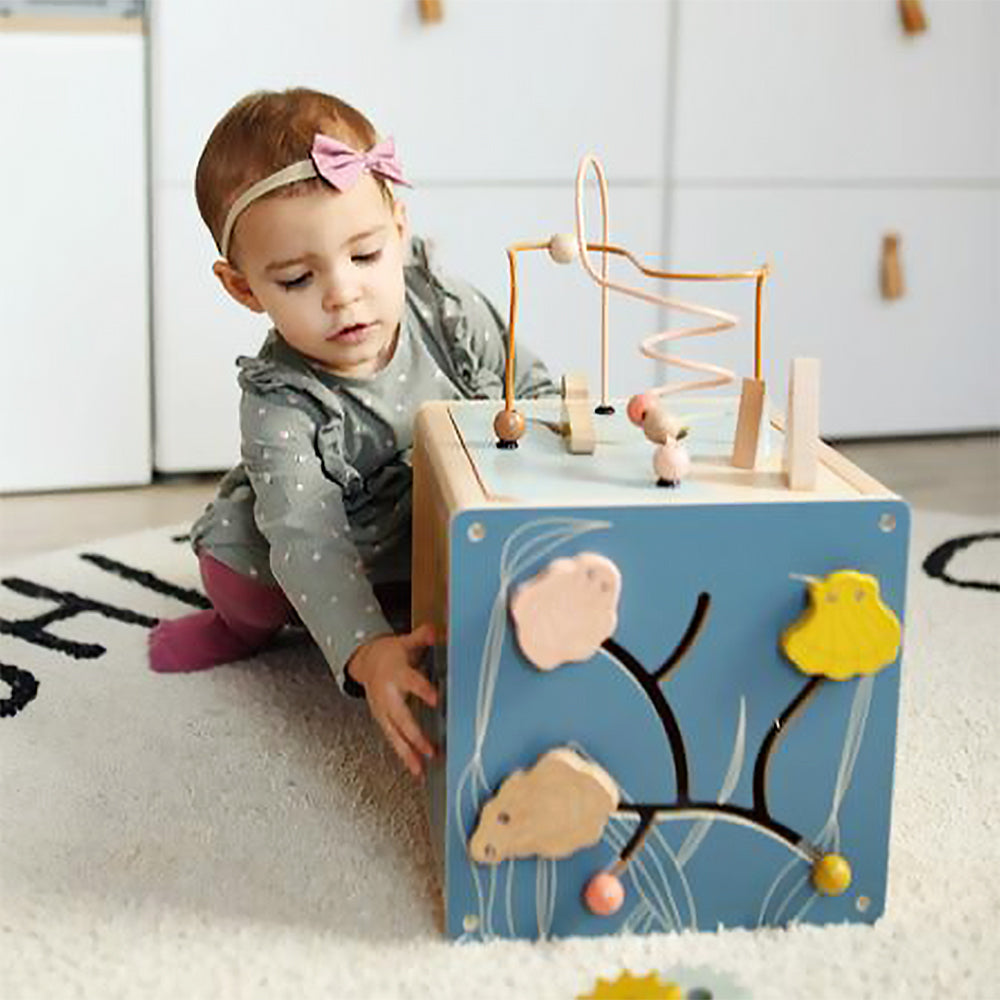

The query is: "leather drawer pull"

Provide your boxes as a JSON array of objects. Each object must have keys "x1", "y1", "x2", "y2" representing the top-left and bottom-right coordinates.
[
  {"x1": 418, "y1": 0, "x2": 444, "y2": 24},
  {"x1": 881, "y1": 232, "x2": 905, "y2": 301},
  {"x1": 899, "y1": 0, "x2": 928, "y2": 35}
]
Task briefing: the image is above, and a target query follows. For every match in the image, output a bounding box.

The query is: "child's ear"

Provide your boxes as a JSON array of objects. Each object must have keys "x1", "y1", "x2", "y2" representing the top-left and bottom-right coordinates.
[{"x1": 213, "y1": 260, "x2": 266, "y2": 313}]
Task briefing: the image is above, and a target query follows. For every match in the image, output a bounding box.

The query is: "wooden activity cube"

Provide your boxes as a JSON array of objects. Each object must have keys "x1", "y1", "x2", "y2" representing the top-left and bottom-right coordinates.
[{"x1": 412, "y1": 397, "x2": 909, "y2": 942}]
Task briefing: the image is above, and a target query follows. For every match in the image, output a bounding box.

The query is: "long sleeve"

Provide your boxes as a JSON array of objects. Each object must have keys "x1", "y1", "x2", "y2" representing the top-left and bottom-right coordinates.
[
  {"x1": 406, "y1": 238, "x2": 560, "y2": 402},
  {"x1": 445, "y1": 275, "x2": 559, "y2": 400},
  {"x1": 239, "y1": 390, "x2": 393, "y2": 690}
]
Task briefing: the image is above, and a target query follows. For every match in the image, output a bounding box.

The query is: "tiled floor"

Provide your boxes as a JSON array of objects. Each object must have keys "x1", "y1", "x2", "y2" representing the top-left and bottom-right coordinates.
[{"x1": 0, "y1": 436, "x2": 997, "y2": 562}]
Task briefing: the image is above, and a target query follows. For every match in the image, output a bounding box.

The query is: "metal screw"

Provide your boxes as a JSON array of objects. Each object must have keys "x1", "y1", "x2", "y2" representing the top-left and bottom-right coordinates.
[
  {"x1": 879, "y1": 512, "x2": 896, "y2": 533},
  {"x1": 468, "y1": 522, "x2": 486, "y2": 542}
]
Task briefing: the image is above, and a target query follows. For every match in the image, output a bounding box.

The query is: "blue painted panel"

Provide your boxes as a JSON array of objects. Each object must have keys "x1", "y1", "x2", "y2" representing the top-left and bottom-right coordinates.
[{"x1": 438, "y1": 499, "x2": 909, "y2": 941}]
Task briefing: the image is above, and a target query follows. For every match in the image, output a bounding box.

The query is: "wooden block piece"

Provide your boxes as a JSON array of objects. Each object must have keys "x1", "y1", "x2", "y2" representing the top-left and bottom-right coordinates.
[
  {"x1": 731, "y1": 377, "x2": 767, "y2": 469},
  {"x1": 561, "y1": 373, "x2": 596, "y2": 454},
  {"x1": 784, "y1": 358, "x2": 820, "y2": 491},
  {"x1": 562, "y1": 373, "x2": 587, "y2": 400},
  {"x1": 468, "y1": 748, "x2": 619, "y2": 864}
]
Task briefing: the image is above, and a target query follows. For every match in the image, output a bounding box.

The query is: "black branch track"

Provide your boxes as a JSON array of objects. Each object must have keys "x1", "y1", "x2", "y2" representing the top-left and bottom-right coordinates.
[
  {"x1": 600, "y1": 592, "x2": 710, "y2": 806},
  {"x1": 603, "y1": 637, "x2": 691, "y2": 804},
  {"x1": 752, "y1": 676, "x2": 823, "y2": 821}
]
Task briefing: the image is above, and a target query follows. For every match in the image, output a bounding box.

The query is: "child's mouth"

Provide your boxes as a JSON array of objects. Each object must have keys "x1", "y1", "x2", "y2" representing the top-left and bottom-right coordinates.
[{"x1": 328, "y1": 323, "x2": 370, "y2": 344}]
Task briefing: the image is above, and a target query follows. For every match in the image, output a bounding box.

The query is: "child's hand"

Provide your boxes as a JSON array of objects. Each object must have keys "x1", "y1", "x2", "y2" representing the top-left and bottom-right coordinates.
[{"x1": 346, "y1": 623, "x2": 438, "y2": 779}]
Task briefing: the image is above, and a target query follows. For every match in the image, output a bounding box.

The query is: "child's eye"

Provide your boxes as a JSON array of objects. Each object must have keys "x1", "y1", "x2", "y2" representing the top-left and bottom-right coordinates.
[
  {"x1": 352, "y1": 249, "x2": 382, "y2": 265},
  {"x1": 279, "y1": 273, "x2": 312, "y2": 290}
]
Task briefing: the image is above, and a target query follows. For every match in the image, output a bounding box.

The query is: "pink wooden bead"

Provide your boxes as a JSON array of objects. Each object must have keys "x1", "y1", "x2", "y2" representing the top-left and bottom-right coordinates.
[
  {"x1": 626, "y1": 392, "x2": 655, "y2": 427},
  {"x1": 584, "y1": 872, "x2": 625, "y2": 916}
]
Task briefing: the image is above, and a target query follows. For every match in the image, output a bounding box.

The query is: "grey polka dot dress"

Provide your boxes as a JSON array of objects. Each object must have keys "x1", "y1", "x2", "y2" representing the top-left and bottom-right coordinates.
[{"x1": 190, "y1": 239, "x2": 557, "y2": 690}]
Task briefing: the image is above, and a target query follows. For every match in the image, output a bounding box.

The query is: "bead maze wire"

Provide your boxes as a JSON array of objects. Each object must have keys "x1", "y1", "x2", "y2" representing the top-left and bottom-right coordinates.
[{"x1": 496, "y1": 154, "x2": 770, "y2": 443}]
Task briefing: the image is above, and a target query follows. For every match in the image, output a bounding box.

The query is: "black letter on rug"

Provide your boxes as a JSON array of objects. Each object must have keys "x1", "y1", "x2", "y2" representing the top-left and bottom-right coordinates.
[
  {"x1": 79, "y1": 553, "x2": 210, "y2": 610},
  {"x1": 923, "y1": 532, "x2": 1000, "y2": 594},
  {"x1": 0, "y1": 660, "x2": 39, "y2": 718},
  {"x1": 0, "y1": 578, "x2": 158, "y2": 659}
]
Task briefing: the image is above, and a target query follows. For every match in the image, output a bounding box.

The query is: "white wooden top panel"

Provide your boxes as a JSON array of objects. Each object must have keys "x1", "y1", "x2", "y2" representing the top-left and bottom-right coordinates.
[
  {"x1": 151, "y1": 0, "x2": 670, "y2": 185},
  {"x1": 673, "y1": 0, "x2": 1000, "y2": 181},
  {"x1": 448, "y1": 399, "x2": 884, "y2": 506}
]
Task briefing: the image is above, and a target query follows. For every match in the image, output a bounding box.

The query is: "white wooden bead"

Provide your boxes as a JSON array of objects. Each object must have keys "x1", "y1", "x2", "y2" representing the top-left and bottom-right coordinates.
[{"x1": 547, "y1": 232, "x2": 578, "y2": 264}]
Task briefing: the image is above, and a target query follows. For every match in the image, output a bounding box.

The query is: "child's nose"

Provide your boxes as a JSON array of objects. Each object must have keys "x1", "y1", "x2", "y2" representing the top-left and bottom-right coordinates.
[{"x1": 322, "y1": 272, "x2": 361, "y2": 311}]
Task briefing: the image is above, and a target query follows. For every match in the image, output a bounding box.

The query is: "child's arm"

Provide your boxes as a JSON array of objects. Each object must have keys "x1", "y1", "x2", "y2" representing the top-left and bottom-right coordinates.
[
  {"x1": 454, "y1": 278, "x2": 559, "y2": 400},
  {"x1": 345, "y1": 623, "x2": 438, "y2": 778},
  {"x1": 238, "y1": 391, "x2": 399, "y2": 689},
  {"x1": 409, "y1": 239, "x2": 558, "y2": 400}
]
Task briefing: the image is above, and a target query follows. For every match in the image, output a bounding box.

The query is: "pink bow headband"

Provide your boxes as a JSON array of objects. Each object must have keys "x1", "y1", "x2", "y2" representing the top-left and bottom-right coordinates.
[{"x1": 219, "y1": 135, "x2": 411, "y2": 258}]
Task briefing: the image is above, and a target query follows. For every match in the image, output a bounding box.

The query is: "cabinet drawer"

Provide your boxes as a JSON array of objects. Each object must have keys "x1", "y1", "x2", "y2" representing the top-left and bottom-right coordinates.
[
  {"x1": 673, "y1": 0, "x2": 999, "y2": 181},
  {"x1": 666, "y1": 187, "x2": 999, "y2": 436},
  {"x1": 152, "y1": 182, "x2": 665, "y2": 471},
  {"x1": 150, "y1": 0, "x2": 670, "y2": 185}
]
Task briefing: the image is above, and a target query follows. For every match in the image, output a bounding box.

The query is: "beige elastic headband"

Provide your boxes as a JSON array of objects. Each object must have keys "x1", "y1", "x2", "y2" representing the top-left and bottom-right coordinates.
[
  {"x1": 219, "y1": 161, "x2": 316, "y2": 259},
  {"x1": 218, "y1": 135, "x2": 410, "y2": 259}
]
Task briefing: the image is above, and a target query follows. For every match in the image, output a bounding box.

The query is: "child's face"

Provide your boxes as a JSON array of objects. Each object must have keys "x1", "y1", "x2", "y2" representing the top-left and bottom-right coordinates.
[{"x1": 218, "y1": 175, "x2": 408, "y2": 378}]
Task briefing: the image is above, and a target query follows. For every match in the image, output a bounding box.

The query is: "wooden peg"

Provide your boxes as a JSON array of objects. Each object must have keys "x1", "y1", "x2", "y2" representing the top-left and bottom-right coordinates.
[
  {"x1": 561, "y1": 373, "x2": 596, "y2": 455},
  {"x1": 784, "y1": 358, "x2": 820, "y2": 491},
  {"x1": 880, "y1": 232, "x2": 904, "y2": 301},
  {"x1": 899, "y1": 0, "x2": 928, "y2": 35},
  {"x1": 418, "y1": 0, "x2": 444, "y2": 24},
  {"x1": 731, "y1": 377, "x2": 767, "y2": 469}
]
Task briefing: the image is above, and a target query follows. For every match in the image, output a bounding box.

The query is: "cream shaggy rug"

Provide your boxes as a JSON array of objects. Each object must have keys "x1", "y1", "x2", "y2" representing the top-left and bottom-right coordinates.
[{"x1": 1, "y1": 509, "x2": 997, "y2": 1000}]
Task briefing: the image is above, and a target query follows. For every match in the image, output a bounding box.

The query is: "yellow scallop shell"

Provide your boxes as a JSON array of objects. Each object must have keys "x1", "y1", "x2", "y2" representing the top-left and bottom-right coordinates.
[
  {"x1": 577, "y1": 971, "x2": 682, "y2": 1000},
  {"x1": 781, "y1": 570, "x2": 902, "y2": 680}
]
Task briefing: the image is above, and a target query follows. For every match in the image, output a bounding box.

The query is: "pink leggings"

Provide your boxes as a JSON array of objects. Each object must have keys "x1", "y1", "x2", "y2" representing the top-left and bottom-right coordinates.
[
  {"x1": 150, "y1": 552, "x2": 410, "y2": 675},
  {"x1": 198, "y1": 552, "x2": 295, "y2": 640},
  {"x1": 148, "y1": 552, "x2": 295, "y2": 674}
]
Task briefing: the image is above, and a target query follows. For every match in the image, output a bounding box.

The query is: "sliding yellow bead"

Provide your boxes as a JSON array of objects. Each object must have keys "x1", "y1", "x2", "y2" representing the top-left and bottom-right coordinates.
[{"x1": 813, "y1": 853, "x2": 852, "y2": 896}]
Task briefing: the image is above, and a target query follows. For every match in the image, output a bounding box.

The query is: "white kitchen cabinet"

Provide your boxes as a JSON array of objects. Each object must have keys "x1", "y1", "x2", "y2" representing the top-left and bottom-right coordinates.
[
  {"x1": 668, "y1": 0, "x2": 998, "y2": 439},
  {"x1": 0, "y1": 29, "x2": 150, "y2": 492},
  {"x1": 150, "y1": 0, "x2": 671, "y2": 185},
  {"x1": 673, "y1": 0, "x2": 1000, "y2": 182}
]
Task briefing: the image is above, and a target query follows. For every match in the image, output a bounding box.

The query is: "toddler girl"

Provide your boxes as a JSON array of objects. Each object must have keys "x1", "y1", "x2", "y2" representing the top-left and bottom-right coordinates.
[{"x1": 150, "y1": 87, "x2": 557, "y2": 778}]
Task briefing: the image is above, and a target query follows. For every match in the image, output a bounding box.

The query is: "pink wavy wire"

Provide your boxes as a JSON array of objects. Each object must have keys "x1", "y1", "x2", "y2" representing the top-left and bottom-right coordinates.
[{"x1": 573, "y1": 154, "x2": 741, "y2": 401}]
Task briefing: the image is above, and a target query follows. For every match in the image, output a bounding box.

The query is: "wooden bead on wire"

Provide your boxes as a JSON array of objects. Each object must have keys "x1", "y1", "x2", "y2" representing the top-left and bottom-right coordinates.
[
  {"x1": 584, "y1": 871, "x2": 625, "y2": 916},
  {"x1": 626, "y1": 392, "x2": 655, "y2": 427},
  {"x1": 547, "y1": 233, "x2": 578, "y2": 265},
  {"x1": 642, "y1": 406, "x2": 682, "y2": 445},
  {"x1": 494, "y1": 408, "x2": 526, "y2": 447}
]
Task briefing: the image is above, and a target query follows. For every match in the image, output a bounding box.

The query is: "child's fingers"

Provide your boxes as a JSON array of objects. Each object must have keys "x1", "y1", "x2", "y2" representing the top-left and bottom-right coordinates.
[
  {"x1": 402, "y1": 668, "x2": 438, "y2": 708},
  {"x1": 389, "y1": 700, "x2": 436, "y2": 762},
  {"x1": 378, "y1": 712, "x2": 423, "y2": 778},
  {"x1": 401, "y1": 622, "x2": 435, "y2": 653}
]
